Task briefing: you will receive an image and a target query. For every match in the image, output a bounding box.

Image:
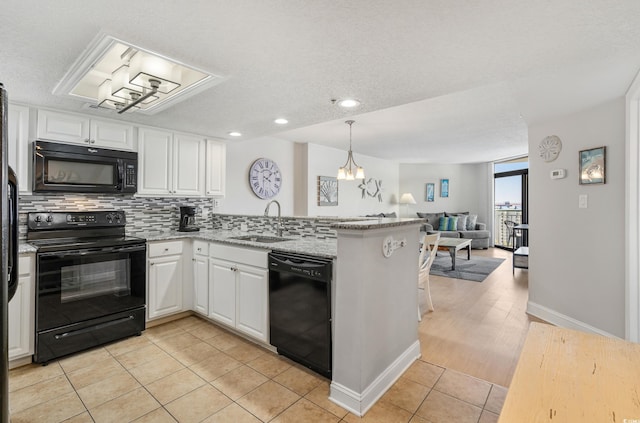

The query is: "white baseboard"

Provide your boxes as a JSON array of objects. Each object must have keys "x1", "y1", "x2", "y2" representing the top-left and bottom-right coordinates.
[
  {"x1": 527, "y1": 301, "x2": 620, "y2": 339},
  {"x1": 329, "y1": 340, "x2": 421, "y2": 416}
]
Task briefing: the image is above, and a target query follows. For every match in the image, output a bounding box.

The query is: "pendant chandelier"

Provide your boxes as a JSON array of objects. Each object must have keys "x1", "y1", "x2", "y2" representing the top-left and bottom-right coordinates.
[{"x1": 337, "y1": 120, "x2": 365, "y2": 180}]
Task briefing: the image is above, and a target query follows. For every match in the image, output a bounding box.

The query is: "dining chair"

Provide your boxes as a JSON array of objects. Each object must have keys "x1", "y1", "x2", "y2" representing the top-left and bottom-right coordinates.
[
  {"x1": 418, "y1": 232, "x2": 440, "y2": 320},
  {"x1": 504, "y1": 220, "x2": 521, "y2": 250}
]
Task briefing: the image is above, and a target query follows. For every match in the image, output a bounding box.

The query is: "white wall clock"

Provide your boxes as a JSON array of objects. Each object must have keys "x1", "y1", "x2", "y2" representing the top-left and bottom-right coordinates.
[
  {"x1": 249, "y1": 158, "x2": 282, "y2": 199},
  {"x1": 539, "y1": 135, "x2": 562, "y2": 162}
]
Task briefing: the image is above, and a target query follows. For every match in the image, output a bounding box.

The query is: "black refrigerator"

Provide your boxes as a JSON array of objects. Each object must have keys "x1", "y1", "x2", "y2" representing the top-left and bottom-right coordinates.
[{"x1": 1, "y1": 83, "x2": 19, "y2": 422}]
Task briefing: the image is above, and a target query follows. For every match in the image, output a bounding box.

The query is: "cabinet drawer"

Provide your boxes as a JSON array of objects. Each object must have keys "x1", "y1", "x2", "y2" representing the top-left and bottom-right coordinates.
[
  {"x1": 18, "y1": 255, "x2": 32, "y2": 276},
  {"x1": 193, "y1": 240, "x2": 209, "y2": 256},
  {"x1": 148, "y1": 241, "x2": 183, "y2": 257},
  {"x1": 209, "y1": 243, "x2": 267, "y2": 268}
]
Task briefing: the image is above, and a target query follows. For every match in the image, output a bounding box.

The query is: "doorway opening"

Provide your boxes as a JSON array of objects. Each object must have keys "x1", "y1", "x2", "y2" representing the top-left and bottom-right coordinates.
[{"x1": 494, "y1": 158, "x2": 528, "y2": 250}]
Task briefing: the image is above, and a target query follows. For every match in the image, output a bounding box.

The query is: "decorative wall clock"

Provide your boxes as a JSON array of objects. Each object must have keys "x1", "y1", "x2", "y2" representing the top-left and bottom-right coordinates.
[
  {"x1": 249, "y1": 158, "x2": 282, "y2": 199},
  {"x1": 539, "y1": 135, "x2": 562, "y2": 162}
]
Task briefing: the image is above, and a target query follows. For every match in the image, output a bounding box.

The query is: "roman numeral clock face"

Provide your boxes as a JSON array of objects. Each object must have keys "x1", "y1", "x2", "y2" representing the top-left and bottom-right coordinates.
[{"x1": 249, "y1": 158, "x2": 282, "y2": 199}]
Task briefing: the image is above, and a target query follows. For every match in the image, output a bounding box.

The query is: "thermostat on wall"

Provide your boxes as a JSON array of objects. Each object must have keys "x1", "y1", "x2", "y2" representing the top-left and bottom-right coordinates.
[{"x1": 550, "y1": 169, "x2": 566, "y2": 179}]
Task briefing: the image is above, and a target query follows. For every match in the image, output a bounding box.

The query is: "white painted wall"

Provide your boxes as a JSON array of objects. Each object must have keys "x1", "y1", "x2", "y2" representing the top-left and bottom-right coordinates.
[
  {"x1": 221, "y1": 138, "x2": 400, "y2": 218},
  {"x1": 220, "y1": 136, "x2": 296, "y2": 216},
  {"x1": 399, "y1": 163, "x2": 492, "y2": 231},
  {"x1": 528, "y1": 98, "x2": 626, "y2": 337},
  {"x1": 298, "y1": 143, "x2": 400, "y2": 217}
]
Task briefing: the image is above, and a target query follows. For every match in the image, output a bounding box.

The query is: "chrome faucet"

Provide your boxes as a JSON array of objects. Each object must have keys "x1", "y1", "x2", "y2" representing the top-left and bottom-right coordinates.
[{"x1": 264, "y1": 200, "x2": 283, "y2": 237}]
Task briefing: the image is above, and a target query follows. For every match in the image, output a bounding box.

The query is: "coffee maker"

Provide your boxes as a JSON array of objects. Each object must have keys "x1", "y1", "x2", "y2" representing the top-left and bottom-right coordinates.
[{"x1": 178, "y1": 206, "x2": 200, "y2": 232}]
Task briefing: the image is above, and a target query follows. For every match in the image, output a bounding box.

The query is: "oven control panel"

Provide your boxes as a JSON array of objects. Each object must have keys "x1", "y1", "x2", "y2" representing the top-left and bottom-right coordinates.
[{"x1": 28, "y1": 211, "x2": 127, "y2": 229}]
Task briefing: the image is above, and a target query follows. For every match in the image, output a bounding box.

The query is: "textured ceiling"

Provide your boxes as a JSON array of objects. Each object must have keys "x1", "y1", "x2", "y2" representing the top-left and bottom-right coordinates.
[{"x1": 1, "y1": 0, "x2": 639, "y2": 163}]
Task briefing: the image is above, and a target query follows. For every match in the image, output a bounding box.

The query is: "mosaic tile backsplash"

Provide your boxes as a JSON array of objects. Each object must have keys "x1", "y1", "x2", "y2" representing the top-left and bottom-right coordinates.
[{"x1": 18, "y1": 194, "x2": 338, "y2": 240}]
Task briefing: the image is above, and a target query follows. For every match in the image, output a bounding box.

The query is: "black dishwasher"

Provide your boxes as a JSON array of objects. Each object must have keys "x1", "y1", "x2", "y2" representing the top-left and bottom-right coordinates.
[{"x1": 268, "y1": 251, "x2": 332, "y2": 378}]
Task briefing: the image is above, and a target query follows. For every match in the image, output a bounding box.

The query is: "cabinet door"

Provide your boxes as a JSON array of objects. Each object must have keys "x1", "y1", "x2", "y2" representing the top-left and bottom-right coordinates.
[
  {"x1": 174, "y1": 133, "x2": 205, "y2": 197},
  {"x1": 8, "y1": 274, "x2": 32, "y2": 359},
  {"x1": 206, "y1": 139, "x2": 226, "y2": 196},
  {"x1": 193, "y1": 254, "x2": 208, "y2": 316},
  {"x1": 138, "y1": 127, "x2": 173, "y2": 195},
  {"x1": 235, "y1": 264, "x2": 269, "y2": 342},
  {"x1": 8, "y1": 104, "x2": 30, "y2": 193},
  {"x1": 37, "y1": 110, "x2": 90, "y2": 144},
  {"x1": 90, "y1": 119, "x2": 135, "y2": 150},
  {"x1": 209, "y1": 258, "x2": 236, "y2": 327},
  {"x1": 9, "y1": 255, "x2": 34, "y2": 360},
  {"x1": 148, "y1": 255, "x2": 183, "y2": 320}
]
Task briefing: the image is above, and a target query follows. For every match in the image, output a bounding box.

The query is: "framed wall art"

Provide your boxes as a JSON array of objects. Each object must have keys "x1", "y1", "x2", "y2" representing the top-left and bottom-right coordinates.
[
  {"x1": 318, "y1": 176, "x2": 338, "y2": 206},
  {"x1": 440, "y1": 179, "x2": 449, "y2": 198},
  {"x1": 426, "y1": 183, "x2": 435, "y2": 202},
  {"x1": 579, "y1": 146, "x2": 606, "y2": 185}
]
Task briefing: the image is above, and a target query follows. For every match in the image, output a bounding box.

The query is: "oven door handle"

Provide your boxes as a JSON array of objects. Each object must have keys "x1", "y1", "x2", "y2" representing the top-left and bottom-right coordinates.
[{"x1": 38, "y1": 244, "x2": 146, "y2": 258}]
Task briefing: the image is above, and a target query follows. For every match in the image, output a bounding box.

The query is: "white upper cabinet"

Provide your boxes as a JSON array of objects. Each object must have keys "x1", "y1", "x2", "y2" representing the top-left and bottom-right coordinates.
[
  {"x1": 206, "y1": 139, "x2": 226, "y2": 197},
  {"x1": 7, "y1": 104, "x2": 31, "y2": 193},
  {"x1": 37, "y1": 110, "x2": 135, "y2": 150},
  {"x1": 138, "y1": 127, "x2": 173, "y2": 195},
  {"x1": 138, "y1": 128, "x2": 205, "y2": 197},
  {"x1": 174, "y1": 133, "x2": 206, "y2": 197}
]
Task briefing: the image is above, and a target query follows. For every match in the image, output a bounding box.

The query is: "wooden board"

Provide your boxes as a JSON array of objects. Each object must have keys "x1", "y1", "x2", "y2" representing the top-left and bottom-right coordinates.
[{"x1": 499, "y1": 322, "x2": 640, "y2": 422}]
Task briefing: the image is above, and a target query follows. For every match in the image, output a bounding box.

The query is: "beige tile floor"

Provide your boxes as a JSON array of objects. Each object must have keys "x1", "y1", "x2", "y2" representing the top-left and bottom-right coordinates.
[{"x1": 9, "y1": 315, "x2": 507, "y2": 422}]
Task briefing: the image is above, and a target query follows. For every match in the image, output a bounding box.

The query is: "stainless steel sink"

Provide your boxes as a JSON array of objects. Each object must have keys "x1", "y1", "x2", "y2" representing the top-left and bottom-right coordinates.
[{"x1": 229, "y1": 235, "x2": 292, "y2": 243}]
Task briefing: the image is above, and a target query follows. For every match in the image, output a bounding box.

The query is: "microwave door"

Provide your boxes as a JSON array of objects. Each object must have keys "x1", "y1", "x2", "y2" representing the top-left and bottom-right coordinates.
[{"x1": 34, "y1": 151, "x2": 121, "y2": 193}]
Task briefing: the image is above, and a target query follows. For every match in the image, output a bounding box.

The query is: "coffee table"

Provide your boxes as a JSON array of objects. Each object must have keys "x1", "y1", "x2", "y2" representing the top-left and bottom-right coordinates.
[{"x1": 429, "y1": 237, "x2": 472, "y2": 270}]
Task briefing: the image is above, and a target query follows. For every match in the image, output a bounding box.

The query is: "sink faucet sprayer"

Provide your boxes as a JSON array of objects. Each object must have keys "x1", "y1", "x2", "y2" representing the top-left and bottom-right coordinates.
[{"x1": 264, "y1": 200, "x2": 283, "y2": 237}]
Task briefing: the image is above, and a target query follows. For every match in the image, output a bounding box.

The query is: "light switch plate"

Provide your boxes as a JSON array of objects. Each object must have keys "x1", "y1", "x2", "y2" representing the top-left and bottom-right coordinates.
[{"x1": 579, "y1": 194, "x2": 588, "y2": 208}]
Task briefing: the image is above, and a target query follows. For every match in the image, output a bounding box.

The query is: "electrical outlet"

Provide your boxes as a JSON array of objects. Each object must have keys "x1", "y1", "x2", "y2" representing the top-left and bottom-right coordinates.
[
  {"x1": 579, "y1": 194, "x2": 588, "y2": 209},
  {"x1": 213, "y1": 199, "x2": 220, "y2": 208},
  {"x1": 240, "y1": 223, "x2": 248, "y2": 232}
]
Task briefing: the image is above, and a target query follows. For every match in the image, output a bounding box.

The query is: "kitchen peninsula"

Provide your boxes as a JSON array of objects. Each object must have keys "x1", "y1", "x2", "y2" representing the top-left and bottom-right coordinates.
[{"x1": 142, "y1": 215, "x2": 424, "y2": 415}]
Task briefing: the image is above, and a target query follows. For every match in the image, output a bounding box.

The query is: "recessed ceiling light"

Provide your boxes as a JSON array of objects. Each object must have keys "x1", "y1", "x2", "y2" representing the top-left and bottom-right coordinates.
[
  {"x1": 228, "y1": 131, "x2": 242, "y2": 137},
  {"x1": 274, "y1": 118, "x2": 288, "y2": 125},
  {"x1": 338, "y1": 98, "x2": 361, "y2": 108}
]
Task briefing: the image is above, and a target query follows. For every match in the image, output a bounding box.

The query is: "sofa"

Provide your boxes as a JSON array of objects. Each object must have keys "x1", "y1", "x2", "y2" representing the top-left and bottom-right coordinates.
[{"x1": 417, "y1": 211, "x2": 490, "y2": 249}]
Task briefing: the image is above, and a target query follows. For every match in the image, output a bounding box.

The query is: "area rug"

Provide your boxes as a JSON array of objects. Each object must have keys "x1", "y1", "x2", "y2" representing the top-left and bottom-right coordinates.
[{"x1": 430, "y1": 255, "x2": 505, "y2": 282}]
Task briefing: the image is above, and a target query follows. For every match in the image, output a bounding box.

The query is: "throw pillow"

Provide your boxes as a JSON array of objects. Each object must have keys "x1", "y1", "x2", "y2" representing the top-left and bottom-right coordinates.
[
  {"x1": 466, "y1": 214, "x2": 478, "y2": 230},
  {"x1": 418, "y1": 212, "x2": 444, "y2": 229},
  {"x1": 455, "y1": 214, "x2": 468, "y2": 231},
  {"x1": 439, "y1": 216, "x2": 458, "y2": 231}
]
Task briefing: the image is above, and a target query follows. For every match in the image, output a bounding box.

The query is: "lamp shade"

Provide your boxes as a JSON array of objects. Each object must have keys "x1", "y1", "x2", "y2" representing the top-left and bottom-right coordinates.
[
  {"x1": 129, "y1": 51, "x2": 181, "y2": 94},
  {"x1": 399, "y1": 193, "x2": 417, "y2": 204}
]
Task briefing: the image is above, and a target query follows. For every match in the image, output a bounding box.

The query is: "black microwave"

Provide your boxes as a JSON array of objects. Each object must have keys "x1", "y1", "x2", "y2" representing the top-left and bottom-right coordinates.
[{"x1": 32, "y1": 140, "x2": 138, "y2": 194}]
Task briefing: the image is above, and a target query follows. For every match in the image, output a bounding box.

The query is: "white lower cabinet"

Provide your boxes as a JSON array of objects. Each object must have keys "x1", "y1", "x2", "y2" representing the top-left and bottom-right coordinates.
[
  {"x1": 9, "y1": 254, "x2": 35, "y2": 362},
  {"x1": 192, "y1": 241, "x2": 209, "y2": 316},
  {"x1": 147, "y1": 241, "x2": 184, "y2": 320},
  {"x1": 235, "y1": 263, "x2": 269, "y2": 341},
  {"x1": 208, "y1": 244, "x2": 268, "y2": 342},
  {"x1": 209, "y1": 258, "x2": 237, "y2": 326}
]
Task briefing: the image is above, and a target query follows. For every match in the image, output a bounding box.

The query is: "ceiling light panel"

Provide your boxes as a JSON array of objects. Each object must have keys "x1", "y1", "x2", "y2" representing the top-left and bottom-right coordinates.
[{"x1": 56, "y1": 34, "x2": 224, "y2": 115}]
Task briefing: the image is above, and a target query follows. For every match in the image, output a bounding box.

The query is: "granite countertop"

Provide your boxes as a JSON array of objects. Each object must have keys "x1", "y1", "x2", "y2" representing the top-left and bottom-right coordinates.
[
  {"x1": 140, "y1": 229, "x2": 338, "y2": 258},
  {"x1": 19, "y1": 219, "x2": 423, "y2": 258},
  {"x1": 19, "y1": 243, "x2": 37, "y2": 254}
]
